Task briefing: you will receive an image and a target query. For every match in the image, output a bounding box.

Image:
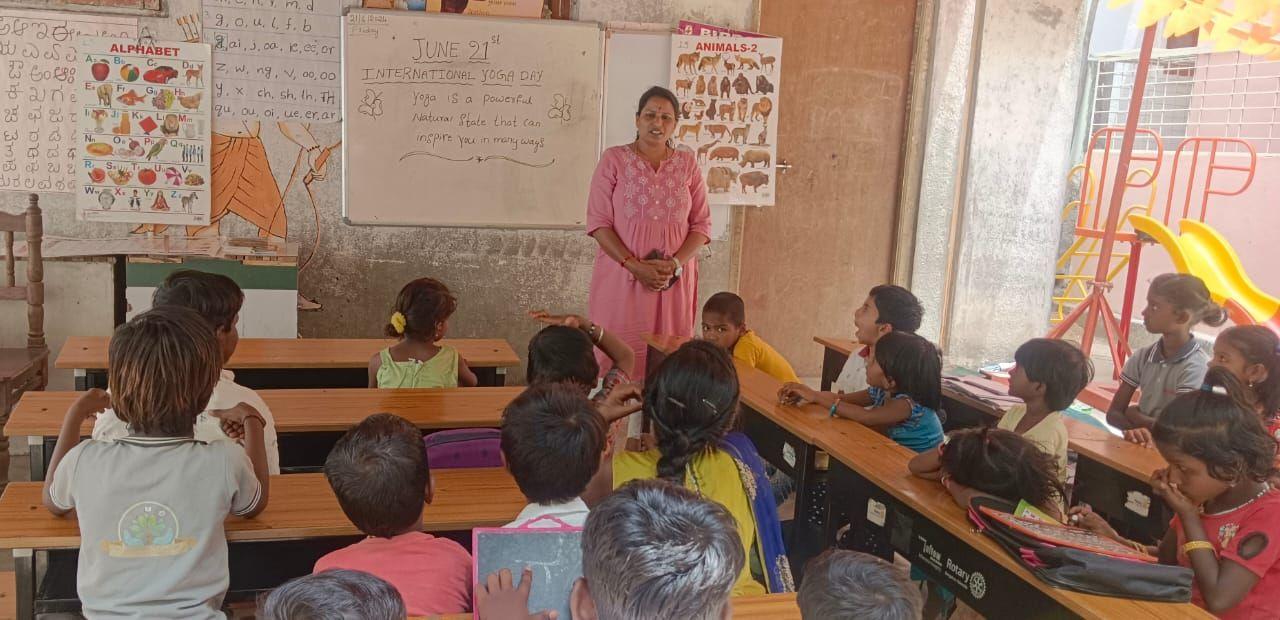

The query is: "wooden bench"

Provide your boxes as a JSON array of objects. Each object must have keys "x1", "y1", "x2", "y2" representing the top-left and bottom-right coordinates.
[
  {"x1": 55, "y1": 336, "x2": 522, "y2": 389},
  {"x1": 5, "y1": 387, "x2": 519, "y2": 480},
  {"x1": 0, "y1": 468, "x2": 524, "y2": 620}
]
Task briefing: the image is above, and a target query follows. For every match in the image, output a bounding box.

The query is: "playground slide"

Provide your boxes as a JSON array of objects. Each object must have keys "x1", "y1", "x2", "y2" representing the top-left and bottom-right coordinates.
[{"x1": 1128, "y1": 214, "x2": 1280, "y2": 335}]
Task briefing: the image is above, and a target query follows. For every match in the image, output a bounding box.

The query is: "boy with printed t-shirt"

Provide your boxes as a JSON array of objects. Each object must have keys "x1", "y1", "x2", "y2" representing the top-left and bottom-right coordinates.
[
  {"x1": 700, "y1": 291, "x2": 799, "y2": 383},
  {"x1": 44, "y1": 307, "x2": 270, "y2": 619},
  {"x1": 93, "y1": 269, "x2": 281, "y2": 474}
]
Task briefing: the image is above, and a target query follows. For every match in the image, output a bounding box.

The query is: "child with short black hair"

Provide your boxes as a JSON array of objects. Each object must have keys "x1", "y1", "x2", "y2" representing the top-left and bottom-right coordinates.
[
  {"x1": 799, "y1": 549, "x2": 922, "y2": 620},
  {"x1": 316, "y1": 413, "x2": 471, "y2": 615},
  {"x1": 260, "y1": 569, "x2": 406, "y2": 620},
  {"x1": 526, "y1": 310, "x2": 643, "y2": 447},
  {"x1": 370, "y1": 278, "x2": 477, "y2": 388},
  {"x1": 44, "y1": 306, "x2": 270, "y2": 619},
  {"x1": 476, "y1": 480, "x2": 745, "y2": 620},
  {"x1": 1073, "y1": 368, "x2": 1280, "y2": 618},
  {"x1": 832, "y1": 284, "x2": 924, "y2": 393},
  {"x1": 700, "y1": 291, "x2": 800, "y2": 383},
  {"x1": 782, "y1": 285, "x2": 927, "y2": 415},
  {"x1": 1109, "y1": 273, "x2": 1225, "y2": 444},
  {"x1": 93, "y1": 269, "x2": 281, "y2": 474},
  {"x1": 501, "y1": 382, "x2": 607, "y2": 527},
  {"x1": 783, "y1": 331, "x2": 945, "y2": 453},
  {"x1": 1002, "y1": 338, "x2": 1091, "y2": 476}
]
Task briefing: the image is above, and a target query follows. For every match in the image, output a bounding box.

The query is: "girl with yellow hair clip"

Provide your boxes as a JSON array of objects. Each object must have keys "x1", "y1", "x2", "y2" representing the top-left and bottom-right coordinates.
[{"x1": 368, "y1": 278, "x2": 477, "y2": 389}]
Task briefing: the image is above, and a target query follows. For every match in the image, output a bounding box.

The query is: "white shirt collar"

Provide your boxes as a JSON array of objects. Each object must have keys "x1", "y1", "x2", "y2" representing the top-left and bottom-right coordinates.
[{"x1": 507, "y1": 497, "x2": 589, "y2": 528}]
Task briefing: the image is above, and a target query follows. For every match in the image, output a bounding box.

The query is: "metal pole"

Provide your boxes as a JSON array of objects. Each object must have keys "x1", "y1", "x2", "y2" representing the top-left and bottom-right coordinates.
[{"x1": 1081, "y1": 24, "x2": 1158, "y2": 353}]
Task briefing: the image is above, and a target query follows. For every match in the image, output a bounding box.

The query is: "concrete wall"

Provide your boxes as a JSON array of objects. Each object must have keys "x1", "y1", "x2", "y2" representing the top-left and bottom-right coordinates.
[
  {"x1": 912, "y1": 0, "x2": 1091, "y2": 367},
  {"x1": 0, "y1": 0, "x2": 749, "y2": 385},
  {"x1": 911, "y1": 0, "x2": 978, "y2": 341}
]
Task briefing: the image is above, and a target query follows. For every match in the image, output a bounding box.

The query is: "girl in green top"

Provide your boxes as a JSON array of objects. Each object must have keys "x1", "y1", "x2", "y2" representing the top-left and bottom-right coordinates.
[{"x1": 368, "y1": 278, "x2": 477, "y2": 389}]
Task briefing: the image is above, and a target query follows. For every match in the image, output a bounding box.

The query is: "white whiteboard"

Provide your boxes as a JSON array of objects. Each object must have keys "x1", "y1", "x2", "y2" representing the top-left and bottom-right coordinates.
[
  {"x1": 603, "y1": 28, "x2": 730, "y2": 240},
  {"x1": 342, "y1": 10, "x2": 603, "y2": 227}
]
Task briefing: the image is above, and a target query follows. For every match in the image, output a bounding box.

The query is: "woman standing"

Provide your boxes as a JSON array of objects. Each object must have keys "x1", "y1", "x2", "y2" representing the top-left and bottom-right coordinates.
[{"x1": 586, "y1": 86, "x2": 711, "y2": 377}]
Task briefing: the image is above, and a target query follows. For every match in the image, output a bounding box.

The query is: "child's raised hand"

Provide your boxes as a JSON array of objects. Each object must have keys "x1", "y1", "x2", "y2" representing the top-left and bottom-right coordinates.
[
  {"x1": 1150, "y1": 468, "x2": 1198, "y2": 516},
  {"x1": 1123, "y1": 427, "x2": 1154, "y2": 447},
  {"x1": 476, "y1": 567, "x2": 558, "y2": 620},
  {"x1": 210, "y1": 403, "x2": 265, "y2": 441},
  {"x1": 778, "y1": 382, "x2": 817, "y2": 406},
  {"x1": 68, "y1": 388, "x2": 112, "y2": 421},
  {"x1": 599, "y1": 382, "x2": 643, "y2": 423},
  {"x1": 528, "y1": 310, "x2": 585, "y2": 329}
]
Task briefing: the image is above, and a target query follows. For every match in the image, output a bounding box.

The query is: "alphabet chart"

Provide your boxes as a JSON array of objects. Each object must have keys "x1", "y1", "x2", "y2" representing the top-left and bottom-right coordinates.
[{"x1": 77, "y1": 38, "x2": 212, "y2": 226}]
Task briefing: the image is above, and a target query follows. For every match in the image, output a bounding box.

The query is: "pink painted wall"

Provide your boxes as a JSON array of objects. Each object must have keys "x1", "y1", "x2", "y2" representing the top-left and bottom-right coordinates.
[{"x1": 1072, "y1": 150, "x2": 1280, "y2": 332}]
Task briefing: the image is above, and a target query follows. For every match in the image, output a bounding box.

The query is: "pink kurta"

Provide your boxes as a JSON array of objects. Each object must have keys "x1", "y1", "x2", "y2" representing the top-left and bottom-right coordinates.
[{"x1": 586, "y1": 145, "x2": 711, "y2": 378}]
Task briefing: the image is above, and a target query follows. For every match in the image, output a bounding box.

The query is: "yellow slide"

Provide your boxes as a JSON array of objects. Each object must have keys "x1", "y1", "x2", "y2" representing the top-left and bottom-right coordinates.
[{"x1": 1128, "y1": 214, "x2": 1280, "y2": 334}]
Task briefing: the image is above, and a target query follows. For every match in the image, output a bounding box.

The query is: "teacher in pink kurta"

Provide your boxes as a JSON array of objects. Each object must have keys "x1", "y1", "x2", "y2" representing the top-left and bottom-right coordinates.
[{"x1": 586, "y1": 86, "x2": 711, "y2": 378}]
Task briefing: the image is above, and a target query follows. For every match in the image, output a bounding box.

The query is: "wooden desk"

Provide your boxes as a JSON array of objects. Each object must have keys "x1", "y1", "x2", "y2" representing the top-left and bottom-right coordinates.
[
  {"x1": 0, "y1": 468, "x2": 524, "y2": 620},
  {"x1": 814, "y1": 427, "x2": 1209, "y2": 620},
  {"x1": 6, "y1": 387, "x2": 519, "y2": 480},
  {"x1": 813, "y1": 335, "x2": 858, "y2": 391},
  {"x1": 55, "y1": 336, "x2": 522, "y2": 389},
  {"x1": 429, "y1": 593, "x2": 802, "y2": 620}
]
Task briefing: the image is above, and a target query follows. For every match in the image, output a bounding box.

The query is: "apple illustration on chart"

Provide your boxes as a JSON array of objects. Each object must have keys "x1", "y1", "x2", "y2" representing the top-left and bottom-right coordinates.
[{"x1": 91, "y1": 61, "x2": 109, "y2": 81}]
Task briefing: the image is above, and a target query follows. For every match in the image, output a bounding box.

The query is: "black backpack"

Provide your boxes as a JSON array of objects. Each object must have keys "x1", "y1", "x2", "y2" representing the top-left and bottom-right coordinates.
[{"x1": 967, "y1": 496, "x2": 1193, "y2": 603}]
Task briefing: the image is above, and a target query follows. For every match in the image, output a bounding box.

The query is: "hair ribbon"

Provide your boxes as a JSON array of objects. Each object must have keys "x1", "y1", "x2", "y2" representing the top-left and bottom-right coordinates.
[
  {"x1": 1199, "y1": 383, "x2": 1228, "y2": 396},
  {"x1": 390, "y1": 311, "x2": 407, "y2": 335}
]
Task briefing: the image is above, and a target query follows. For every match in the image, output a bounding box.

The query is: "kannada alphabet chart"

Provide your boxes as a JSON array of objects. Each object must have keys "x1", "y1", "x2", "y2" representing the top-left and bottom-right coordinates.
[
  {"x1": 670, "y1": 33, "x2": 782, "y2": 206},
  {"x1": 0, "y1": 9, "x2": 137, "y2": 193},
  {"x1": 77, "y1": 39, "x2": 212, "y2": 226}
]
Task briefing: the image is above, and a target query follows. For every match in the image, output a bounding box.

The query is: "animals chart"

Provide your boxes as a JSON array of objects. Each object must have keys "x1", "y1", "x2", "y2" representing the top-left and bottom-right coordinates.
[
  {"x1": 77, "y1": 39, "x2": 212, "y2": 226},
  {"x1": 670, "y1": 33, "x2": 782, "y2": 206},
  {"x1": 0, "y1": 9, "x2": 137, "y2": 194}
]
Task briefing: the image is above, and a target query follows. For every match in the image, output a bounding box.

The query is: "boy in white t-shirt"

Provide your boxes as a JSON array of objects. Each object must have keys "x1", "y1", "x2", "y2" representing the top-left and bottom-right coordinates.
[
  {"x1": 500, "y1": 382, "x2": 608, "y2": 528},
  {"x1": 93, "y1": 269, "x2": 280, "y2": 474},
  {"x1": 43, "y1": 307, "x2": 270, "y2": 619},
  {"x1": 822, "y1": 284, "x2": 924, "y2": 397}
]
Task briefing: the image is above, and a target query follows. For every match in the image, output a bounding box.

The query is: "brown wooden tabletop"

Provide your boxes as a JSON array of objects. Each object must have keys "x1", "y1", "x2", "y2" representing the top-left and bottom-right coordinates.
[
  {"x1": 55, "y1": 336, "x2": 520, "y2": 370},
  {"x1": 4, "y1": 387, "x2": 520, "y2": 437},
  {"x1": 0, "y1": 468, "x2": 523, "y2": 551}
]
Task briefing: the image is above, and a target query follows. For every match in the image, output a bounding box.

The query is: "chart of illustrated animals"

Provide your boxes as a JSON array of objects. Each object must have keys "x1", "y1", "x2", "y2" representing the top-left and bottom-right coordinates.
[{"x1": 670, "y1": 27, "x2": 782, "y2": 206}]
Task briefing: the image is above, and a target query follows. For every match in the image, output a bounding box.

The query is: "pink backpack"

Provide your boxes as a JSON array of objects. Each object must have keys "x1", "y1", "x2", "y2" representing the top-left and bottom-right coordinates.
[{"x1": 424, "y1": 428, "x2": 504, "y2": 469}]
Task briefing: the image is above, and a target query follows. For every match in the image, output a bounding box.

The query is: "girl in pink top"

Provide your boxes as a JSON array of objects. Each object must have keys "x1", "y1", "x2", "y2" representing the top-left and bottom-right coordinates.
[{"x1": 586, "y1": 86, "x2": 711, "y2": 378}]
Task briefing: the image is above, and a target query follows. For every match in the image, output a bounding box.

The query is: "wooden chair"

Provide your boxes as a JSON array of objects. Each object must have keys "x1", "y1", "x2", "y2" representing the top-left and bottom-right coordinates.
[{"x1": 0, "y1": 194, "x2": 47, "y2": 487}]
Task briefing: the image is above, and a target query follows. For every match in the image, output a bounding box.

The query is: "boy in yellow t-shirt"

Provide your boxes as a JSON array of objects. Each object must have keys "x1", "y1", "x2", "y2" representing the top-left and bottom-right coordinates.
[{"x1": 700, "y1": 292, "x2": 800, "y2": 383}]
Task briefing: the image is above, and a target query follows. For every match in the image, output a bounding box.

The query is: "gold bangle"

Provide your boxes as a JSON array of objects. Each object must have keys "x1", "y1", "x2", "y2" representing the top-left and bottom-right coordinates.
[{"x1": 1181, "y1": 540, "x2": 1217, "y2": 555}]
